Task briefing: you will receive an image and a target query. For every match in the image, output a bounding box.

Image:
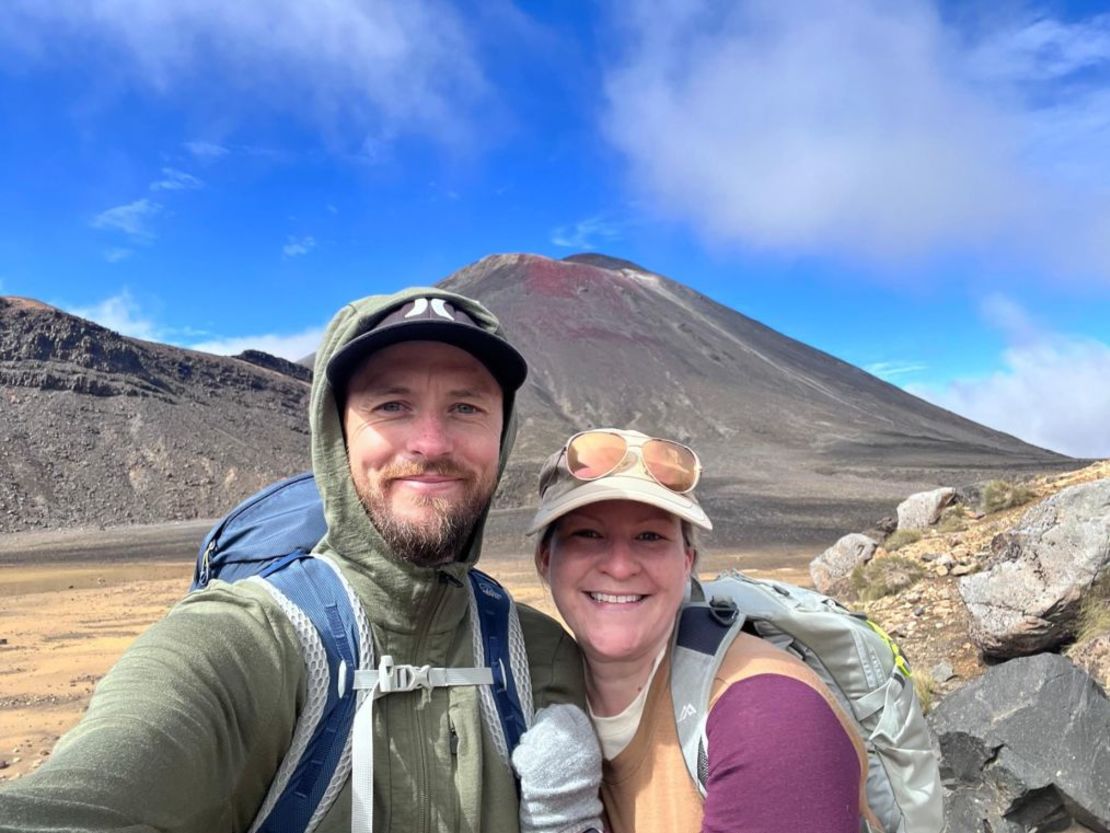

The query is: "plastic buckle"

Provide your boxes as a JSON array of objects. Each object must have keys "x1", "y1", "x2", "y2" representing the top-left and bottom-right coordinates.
[
  {"x1": 708, "y1": 596, "x2": 739, "y2": 627},
  {"x1": 377, "y1": 655, "x2": 432, "y2": 693}
]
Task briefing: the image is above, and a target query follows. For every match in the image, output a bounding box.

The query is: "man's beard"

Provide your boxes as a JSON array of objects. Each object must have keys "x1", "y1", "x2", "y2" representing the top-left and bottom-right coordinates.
[{"x1": 354, "y1": 461, "x2": 497, "y2": 568}]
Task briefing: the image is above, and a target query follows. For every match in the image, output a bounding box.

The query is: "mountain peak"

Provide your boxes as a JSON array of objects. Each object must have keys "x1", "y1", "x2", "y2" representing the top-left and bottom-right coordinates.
[{"x1": 561, "y1": 253, "x2": 653, "y2": 275}]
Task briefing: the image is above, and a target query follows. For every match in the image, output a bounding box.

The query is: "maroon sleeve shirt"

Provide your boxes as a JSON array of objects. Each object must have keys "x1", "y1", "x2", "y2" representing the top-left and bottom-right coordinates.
[{"x1": 701, "y1": 674, "x2": 862, "y2": 833}]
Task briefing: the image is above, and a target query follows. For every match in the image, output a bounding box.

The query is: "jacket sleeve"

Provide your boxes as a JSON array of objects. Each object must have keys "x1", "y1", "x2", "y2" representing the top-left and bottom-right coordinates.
[
  {"x1": 0, "y1": 583, "x2": 305, "y2": 833},
  {"x1": 515, "y1": 604, "x2": 587, "y2": 711},
  {"x1": 700, "y1": 674, "x2": 862, "y2": 833}
]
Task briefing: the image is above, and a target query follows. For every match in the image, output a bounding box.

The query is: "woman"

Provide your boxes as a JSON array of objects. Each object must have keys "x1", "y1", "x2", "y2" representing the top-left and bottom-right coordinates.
[{"x1": 530, "y1": 428, "x2": 875, "y2": 833}]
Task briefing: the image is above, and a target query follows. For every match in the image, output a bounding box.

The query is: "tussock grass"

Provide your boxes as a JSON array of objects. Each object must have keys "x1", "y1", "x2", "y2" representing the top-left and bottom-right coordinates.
[
  {"x1": 913, "y1": 673, "x2": 936, "y2": 715},
  {"x1": 851, "y1": 556, "x2": 925, "y2": 602},
  {"x1": 980, "y1": 480, "x2": 1035, "y2": 515},
  {"x1": 884, "y1": 529, "x2": 922, "y2": 551},
  {"x1": 1077, "y1": 573, "x2": 1110, "y2": 643},
  {"x1": 935, "y1": 505, "x2": 967, "y2": 533}
]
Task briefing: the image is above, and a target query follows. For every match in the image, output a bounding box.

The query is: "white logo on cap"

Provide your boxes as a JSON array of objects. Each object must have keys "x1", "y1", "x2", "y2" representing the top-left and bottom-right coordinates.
[{"x1": 405, "y1": 297, "x2": 455, "y2": 321}]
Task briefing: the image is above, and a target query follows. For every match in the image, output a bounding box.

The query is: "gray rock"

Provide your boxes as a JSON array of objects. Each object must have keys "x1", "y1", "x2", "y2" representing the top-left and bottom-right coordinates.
[
  {"x1": 931, "y1": 661, "x2": 954, "y2": 683},
  {"x1": 929, "y1": 653, "x2": 1110, "y2": 833},
  {"x1": 954, "y1": 481, "x2": 986, "y2": 510},
  {"x1": 936, "y1": 553, "x2": 956, "y2": 568},
  {"x1": 897, "y1": 487, "x2": 957, "y2": 531},
  {"x1": 959, "y1": 480, "x2": 1110, "y2": 657},
  {"x1": 809, "y1": 533, "x2": 877, "y2": 594}
]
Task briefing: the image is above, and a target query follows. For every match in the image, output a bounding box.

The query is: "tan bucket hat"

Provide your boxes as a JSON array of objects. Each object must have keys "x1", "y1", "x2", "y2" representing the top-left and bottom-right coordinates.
[{"x1": 527, "y1": 428, "x2": 713, "y2": 534}]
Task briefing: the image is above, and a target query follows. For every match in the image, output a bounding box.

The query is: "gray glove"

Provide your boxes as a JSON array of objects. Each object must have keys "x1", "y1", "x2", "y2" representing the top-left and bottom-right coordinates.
[{"x1": 511, "y1": 703, "x2": 604, "y2": 833}]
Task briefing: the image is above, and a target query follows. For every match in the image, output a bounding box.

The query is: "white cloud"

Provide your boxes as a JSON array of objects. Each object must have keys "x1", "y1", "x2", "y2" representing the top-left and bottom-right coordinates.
[
  {"x1": 90, "y1": 198, "x2": 162, "y2": 239},
  {"x1": 551, "y1": 216, "x2": 622, "y2": 250},
  {"x1": 189, "y1": 327, "x2": 325, "y2": 362},
  {"x1": 979, "y1": 292, "x2": 1041, "y2": 345},
  {"x1": 966, "y1": 13, "x2": 1110, "y2": 84},
  {"x1": 3, "y1": 0, "x2": 489, "y2": 147},
  {"x1": 601, "y1": 1, "x2": 1110, "y2": 276},
  {"x1": 907, "y1": 296, "x2": 1110, "y2": 458},
  {"x1": 184, "y1": 140, "x2": 229, "y2": 159},
  {"x1": 865, "y1": 361, "x2": 928, "y2": 380},
  {"x1": 282, "y1": 235, "x2": 316, "y2": 258},
  {"x1": 64, "y1": 289, "x2": 324, "y2": 361},
  {"x1": 150, "y1": 167, "x2": 203, "y2": 191},
  {"x1": 104, "y1": 247, "x2": 133, "y2": 263},
  {"x1": 69, "y1": 290, "x2": 160, "y2": 340}
]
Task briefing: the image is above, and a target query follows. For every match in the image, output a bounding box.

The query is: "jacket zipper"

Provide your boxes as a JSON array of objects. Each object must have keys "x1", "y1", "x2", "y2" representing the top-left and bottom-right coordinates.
[{"x1": 412, "y1": 579, "x2": 449, "y2": 833}]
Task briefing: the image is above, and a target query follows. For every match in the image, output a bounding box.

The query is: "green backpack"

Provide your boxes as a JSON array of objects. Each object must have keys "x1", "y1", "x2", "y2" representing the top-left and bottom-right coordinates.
[{"x1": 671, "y1": 572, "x2": 943, "y2": 833}]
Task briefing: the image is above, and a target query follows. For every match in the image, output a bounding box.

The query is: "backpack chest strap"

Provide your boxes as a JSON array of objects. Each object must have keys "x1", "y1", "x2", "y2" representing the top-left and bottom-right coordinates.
[
  {"x1": 350, "y1": 655, "x2": 494, "y2": 833},
  {"x1": 354, "y1": 656, "x2": 493, "y2": 694}
]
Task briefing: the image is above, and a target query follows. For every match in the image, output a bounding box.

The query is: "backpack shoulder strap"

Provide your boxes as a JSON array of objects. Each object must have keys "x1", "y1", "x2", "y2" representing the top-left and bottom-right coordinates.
[
  {"x1": 670, "y1": 579, "x2": 746, "y2": 797},
  {"x1": 467, "y1": 568, "x2": 534, "y2": 767},
  {"x1": 247, "y1": 552, "x2": 371, "y2": 833}
]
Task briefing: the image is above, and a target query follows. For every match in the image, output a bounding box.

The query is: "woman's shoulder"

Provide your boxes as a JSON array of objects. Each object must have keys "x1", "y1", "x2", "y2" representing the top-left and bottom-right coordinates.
[{"x1": 706, "y1": 632, "x2": 867, "y2": 764}]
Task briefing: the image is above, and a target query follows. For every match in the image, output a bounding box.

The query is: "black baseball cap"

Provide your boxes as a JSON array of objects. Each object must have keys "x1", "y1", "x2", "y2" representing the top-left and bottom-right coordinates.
[{"x1": 325, "y1": 296, "x2": 528, "y2": 394}]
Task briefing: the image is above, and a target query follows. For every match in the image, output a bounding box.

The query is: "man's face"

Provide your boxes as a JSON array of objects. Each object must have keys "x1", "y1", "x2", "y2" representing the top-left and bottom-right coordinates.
[{"x1": 343, "y1": 340, "x2": 504, "y2": 567}]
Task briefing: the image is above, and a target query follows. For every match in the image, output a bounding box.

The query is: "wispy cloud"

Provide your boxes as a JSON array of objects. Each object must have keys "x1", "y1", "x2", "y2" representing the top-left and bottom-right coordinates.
[
  {"x1": 184, "y1": 140, "x2": 229, "y2": 160},
  {"x1": 69, "y1": 290, "x2": 160, "y2": 340},
  {"x1": 103, "y1": 247, "x2": 133, "y2": 263},
  {"x1": 150, "y1": 167, "x2": 203, "y2": 191},
  {"x1": 90, "y1": 198, "x2": 162, "y2": 240},
  {"x1": 282, "y1": 235, "x2": 316, "y2": 258},
  {"x1": 601, "y1": 1, "x2": 1110, "y2": 278},
  {"x1": 865, "y1": 361, "x2": 928, "y2": 380},
  {"x1": 64, "y1": 289, "x2": 325, "y2": 361},
  {"x1": 189, "y1": 327, "x2": 325, "y2": 362},
  {"x1": 907, "y1": 296, "x2": 1110, "y2": 458},
  {"x1": 551, "y1": 216, "x2": 622, "y2": 250},
  {"x1": 4, "y1": 0, "x2": 490, "y2": 149}
]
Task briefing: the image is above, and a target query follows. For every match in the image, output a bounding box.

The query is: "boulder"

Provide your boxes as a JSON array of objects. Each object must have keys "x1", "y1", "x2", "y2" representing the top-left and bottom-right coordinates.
[
  {"x1": 929, "y1": 653, "x2": 1110, "y2": 833},
  {"x1": 959, "y1": 480, "x2": 1110, "y2": 657},
  {"x1": 809, "y1": 533, "x2": 877, "y2": 594},
  {"x1": 897, "y1": 487, "x2": 956, "y2": 531}
]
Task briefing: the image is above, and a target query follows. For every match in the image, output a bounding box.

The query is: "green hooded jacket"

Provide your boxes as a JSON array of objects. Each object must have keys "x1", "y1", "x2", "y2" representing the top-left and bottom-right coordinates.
[{"x1": 0, "y1": 287, "x2": 585, "y2": 833}]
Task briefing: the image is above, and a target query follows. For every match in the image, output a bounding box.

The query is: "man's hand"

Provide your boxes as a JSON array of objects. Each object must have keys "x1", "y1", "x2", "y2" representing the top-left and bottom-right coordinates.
[{"x1": 511, "y1": 704, "x2": 604, "y2": 833}]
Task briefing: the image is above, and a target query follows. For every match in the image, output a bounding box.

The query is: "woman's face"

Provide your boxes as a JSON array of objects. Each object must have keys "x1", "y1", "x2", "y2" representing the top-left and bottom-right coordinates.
[{"x1": 538, "y1": 499, "x2": 694, "y2": 668}]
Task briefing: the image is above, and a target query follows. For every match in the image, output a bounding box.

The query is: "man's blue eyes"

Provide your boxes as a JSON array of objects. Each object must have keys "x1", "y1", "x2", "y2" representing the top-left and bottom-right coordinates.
[{"x1": 373, "y1": 402, "x2": 482, "y2": 414}]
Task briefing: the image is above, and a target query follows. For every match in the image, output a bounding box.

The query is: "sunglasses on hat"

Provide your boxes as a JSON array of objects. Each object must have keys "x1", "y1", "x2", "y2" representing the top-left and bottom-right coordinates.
[{"x1": 543, "y1": 429, "x2": 702, "y2": 496}]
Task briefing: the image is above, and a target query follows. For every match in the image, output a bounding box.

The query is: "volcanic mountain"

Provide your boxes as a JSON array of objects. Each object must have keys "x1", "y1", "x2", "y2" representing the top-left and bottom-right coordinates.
[
  {"x1": 0, "y1": 256, "x2": 1079, "y2": 551},
  {"x1": 442, "y1": 254, "x2": 1077, "y2": 549}
]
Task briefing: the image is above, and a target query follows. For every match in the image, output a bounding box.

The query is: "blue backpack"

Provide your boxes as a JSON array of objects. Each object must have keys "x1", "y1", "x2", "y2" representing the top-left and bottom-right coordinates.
[{"x1": 193, "y1": 472, "x2": 533, "y2": 833}]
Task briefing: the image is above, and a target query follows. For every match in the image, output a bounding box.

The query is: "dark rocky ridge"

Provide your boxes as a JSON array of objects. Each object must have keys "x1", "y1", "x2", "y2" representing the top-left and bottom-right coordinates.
[
  {"x1": 235, "y1": 350, "x2": 313, "y2": 384},
  {"x1": 0, "y1": 297, "x2": 310, "y2": 532},
  {"x1": 0, "y1": 254, "x2": 1084, "y2": 549}
]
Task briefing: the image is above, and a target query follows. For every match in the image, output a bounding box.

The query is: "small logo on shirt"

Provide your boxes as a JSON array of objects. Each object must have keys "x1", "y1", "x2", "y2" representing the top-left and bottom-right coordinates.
[{"x1": 677, "y1": 703, "x2": 697, "y2": 723}]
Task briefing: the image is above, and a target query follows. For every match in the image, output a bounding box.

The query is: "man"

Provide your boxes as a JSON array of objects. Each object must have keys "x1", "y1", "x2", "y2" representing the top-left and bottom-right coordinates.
[{"x1": 0, "y1": 287, "x2": 590, "y2": 832}]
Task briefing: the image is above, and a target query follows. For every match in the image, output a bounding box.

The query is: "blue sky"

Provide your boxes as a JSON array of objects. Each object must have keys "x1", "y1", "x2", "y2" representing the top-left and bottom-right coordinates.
[{"x1": 1, "y1": 0, "x2": 1109, "y2": 458}]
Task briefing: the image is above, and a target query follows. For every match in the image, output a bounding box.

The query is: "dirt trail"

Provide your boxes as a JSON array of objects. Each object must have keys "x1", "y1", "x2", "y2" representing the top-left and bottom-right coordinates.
[{"x1": 0, "y1": 539, "x2": 811, "y2": 782}]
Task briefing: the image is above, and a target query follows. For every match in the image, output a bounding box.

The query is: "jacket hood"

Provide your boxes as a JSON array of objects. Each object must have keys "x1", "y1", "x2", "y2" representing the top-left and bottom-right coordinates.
[{"x1": 310, "y1": 286, "x2": 520, "y2": 608}]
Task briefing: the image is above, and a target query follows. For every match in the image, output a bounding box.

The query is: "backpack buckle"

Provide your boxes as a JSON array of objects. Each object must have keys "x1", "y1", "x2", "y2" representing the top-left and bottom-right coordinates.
[
  {"x1": 708, "y1": 596, "x2": 739, "y2": 627},
  {"x1": 377, "y1": 655, "x2": 432, "y2": 693}
]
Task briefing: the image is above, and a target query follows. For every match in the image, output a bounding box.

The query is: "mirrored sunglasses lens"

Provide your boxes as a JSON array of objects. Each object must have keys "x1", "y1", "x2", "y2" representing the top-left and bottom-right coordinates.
[
  {"x1": 643, "y1": 439, "x2": 698, "y2": 492},
  {"x1": 567, "y1": 432, "x2": 628, "y2": 479}
]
